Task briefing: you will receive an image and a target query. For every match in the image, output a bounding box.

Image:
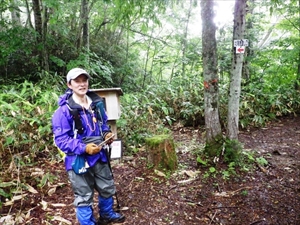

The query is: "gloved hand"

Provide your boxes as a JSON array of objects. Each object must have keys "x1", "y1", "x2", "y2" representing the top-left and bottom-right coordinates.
[
  {"x1": 85, "y1": 143, "x2": 101, "y2": 155},
  {"x1": 104, "y1": 132, "x2": 114, "y2": 145}
]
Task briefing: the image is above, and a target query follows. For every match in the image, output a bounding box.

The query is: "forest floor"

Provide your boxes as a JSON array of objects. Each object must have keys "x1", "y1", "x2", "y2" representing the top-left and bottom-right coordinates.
[{"x1": 0, "y1": 115, "x2": 300, "y2": 225}]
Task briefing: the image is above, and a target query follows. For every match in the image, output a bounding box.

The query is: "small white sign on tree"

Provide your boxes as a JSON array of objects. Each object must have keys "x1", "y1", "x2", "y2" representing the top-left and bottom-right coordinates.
[{"x1": 234, "y1": 39, "x2": 249, "y2": 47}]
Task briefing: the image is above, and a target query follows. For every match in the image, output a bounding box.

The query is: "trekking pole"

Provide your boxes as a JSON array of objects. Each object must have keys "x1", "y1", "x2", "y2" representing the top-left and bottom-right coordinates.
[{"x1": 105, "y1": 145, "x2": 121, "y2": 210}]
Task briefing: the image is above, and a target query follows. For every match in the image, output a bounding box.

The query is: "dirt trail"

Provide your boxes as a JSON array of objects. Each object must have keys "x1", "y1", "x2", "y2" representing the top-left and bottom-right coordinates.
[{"x1": 0, "y1": 115, "x2": 299, "y2": 225}]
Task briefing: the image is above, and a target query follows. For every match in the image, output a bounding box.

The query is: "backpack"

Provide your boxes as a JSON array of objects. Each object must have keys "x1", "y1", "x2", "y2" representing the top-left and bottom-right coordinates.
[{"x1": 68, "y1": 94, "x2": 107, "y2": 138}]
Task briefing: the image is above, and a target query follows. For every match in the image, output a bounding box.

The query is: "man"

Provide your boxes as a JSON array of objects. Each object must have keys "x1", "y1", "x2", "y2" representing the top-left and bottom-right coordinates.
[{"x1": 52, "y1": 68, "x2": 125, "y2": 225}]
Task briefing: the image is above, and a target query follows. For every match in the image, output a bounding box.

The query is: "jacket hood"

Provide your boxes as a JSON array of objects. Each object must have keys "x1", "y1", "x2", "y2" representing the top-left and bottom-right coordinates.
[
  {"x1": 57, "y1": 89, "x2": 103, "y2": 108},
  {"x1": 58, "y1": 89, "x2": 72, "y2": 107}
]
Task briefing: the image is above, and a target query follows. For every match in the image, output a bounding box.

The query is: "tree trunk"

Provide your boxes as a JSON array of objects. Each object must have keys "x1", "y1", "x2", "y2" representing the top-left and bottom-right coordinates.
[
  {"x1": 200, "y1": 0, "x2": 223, "y2": 156},
  {"x1": 296, "y1": 50, "x2": 300, "y2": 90},
  {"x1": 242, "y1": 0, "x2": 255, "y2": 82},
  {"x1": 181, "y1": 0, "x2": 192, "y2": 78},
  {"x1": 32, "y1": 0, "x2": 42, "y2": 43},
  {"x1": 142, "y1": 28, "x2": 154, "y2": 89},
  {"x1": 227, "y1": 0, "x2": 247, "y2": 140},
  {"x1": 42, "y1": 5, "x2": 49, "y2": 72},
  {"x1": 32, "y1": 0, "x2": 49, "y2": 72},
  {"x1": 82, "y1": 0, "x2": 89, "y2": 50},
  {"x1": 295, "y1": 0, "x2": 300, "y2": 90},
  {"x1": 25, "y1": 0, "x2": 34, "y2": 28}
]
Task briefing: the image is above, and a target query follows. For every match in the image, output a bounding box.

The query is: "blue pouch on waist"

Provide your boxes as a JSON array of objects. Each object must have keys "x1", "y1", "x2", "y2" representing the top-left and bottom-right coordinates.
[{"x1": 72, "y1": 155, "x2": 87, "y2": 174}]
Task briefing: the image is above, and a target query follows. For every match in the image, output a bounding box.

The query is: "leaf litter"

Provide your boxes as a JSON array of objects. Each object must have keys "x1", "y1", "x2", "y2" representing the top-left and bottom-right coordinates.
[{"x1": 0, "y1": 115, "x2": 299, "y2": 224}]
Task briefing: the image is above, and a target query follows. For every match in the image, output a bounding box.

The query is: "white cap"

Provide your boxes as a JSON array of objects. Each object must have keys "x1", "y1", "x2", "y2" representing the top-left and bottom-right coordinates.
[{"x1": 66, "y1": 68, "x2": 91, "y2": 83}]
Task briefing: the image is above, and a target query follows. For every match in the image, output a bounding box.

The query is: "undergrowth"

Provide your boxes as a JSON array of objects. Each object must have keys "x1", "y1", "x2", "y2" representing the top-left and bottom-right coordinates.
[{"x1": 0, "y1": 72, "x2": 299, "y2": 203}]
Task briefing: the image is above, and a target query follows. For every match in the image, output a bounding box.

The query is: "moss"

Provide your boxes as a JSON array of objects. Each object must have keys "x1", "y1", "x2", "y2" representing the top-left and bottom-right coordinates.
[
  {"x1": 204, "y1": 134, "x2": 224, "y2": 157},
  {"x1": 145, "y1": 134, "x2": 178, "y2": 172},
  {"x1": 145, "y1": 134, "x2": 171, "y2": 146},
  {"x1": 224, "y1": 139, "x2": 243, "y2": 163}
]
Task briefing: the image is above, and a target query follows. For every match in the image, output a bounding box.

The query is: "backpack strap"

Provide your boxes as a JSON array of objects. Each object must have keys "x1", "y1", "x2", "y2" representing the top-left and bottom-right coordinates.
[
  {"x1": 67, "y1": 91, "x2": 102, "y2": 138},
  {"x1": 69, "y1": 108, "x2": 84, "y2": 137}
]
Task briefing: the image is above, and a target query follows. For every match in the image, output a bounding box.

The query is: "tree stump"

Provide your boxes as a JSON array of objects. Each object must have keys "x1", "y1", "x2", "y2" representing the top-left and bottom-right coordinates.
[{"x1": 145, "y1": 134, "x2": 178, "y2": 172}]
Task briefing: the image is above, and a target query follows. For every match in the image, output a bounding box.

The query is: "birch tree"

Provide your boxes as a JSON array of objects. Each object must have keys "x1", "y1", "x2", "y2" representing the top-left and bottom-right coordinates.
[
  {"x1": 227, "y1": 0, "x2": 247, "y2": 140},
  {"x1": 200, "y1": 0, "x2": 223, "y2": 156}
]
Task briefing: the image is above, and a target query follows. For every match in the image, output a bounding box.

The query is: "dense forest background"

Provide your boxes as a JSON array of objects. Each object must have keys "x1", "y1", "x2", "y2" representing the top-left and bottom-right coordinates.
[{"x1": 0, "y1": 0, "x2": 299, "y2": 218}]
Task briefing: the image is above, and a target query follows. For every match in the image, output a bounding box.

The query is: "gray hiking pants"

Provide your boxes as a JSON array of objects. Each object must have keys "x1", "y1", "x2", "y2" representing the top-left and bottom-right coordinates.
[{"x1": 67, "y1": 161, "x2": 116, "y2": 207}]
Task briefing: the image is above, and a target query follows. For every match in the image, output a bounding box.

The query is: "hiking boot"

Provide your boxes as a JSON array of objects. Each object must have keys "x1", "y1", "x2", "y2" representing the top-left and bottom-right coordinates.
[
  {"x1": 98, "y1": 196, "x2": 125, "y2": 224},
  {"x1": 97, "y1": 212, "x2": 125, "y2": 224}
]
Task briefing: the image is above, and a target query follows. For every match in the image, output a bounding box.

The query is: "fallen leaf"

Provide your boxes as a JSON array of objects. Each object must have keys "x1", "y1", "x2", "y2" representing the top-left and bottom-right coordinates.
[
  {"x1": 40, "y1": 200, "x2": 48, "y2": 210},
  {"x1": 30, "y1": 168, "x2": 45, "y2": 177},
  {"x1": 0, "y1": 181, "x2": 16, "y2": 188},
  {"x1": 12, "y1": 194, "x2": 28, "y2": 201},
  {"x1": 26, "y1": 184, "x2": 38, "y2": 194},
  {"x1": 0, "y1": 215, "x2": 14, "y2": 224},
  {"x1": 15, "y1": 213, "x2": 25, "y2": 223},
  {"x1": 177, "y1": 178, "x2": 196, "y2": 184},
  {"x1": 51, "y1": 203, "x2": 67, "y2": 207},
  {"x1": 48, "y1": 187, "x2": 57, "y2": 196},
  {"x1": 154, "y1": 169, "x2": 166, "y2": 177},
  {"x1": 214, "y1": 191, "x2": 230, "y2": 197},
  {"x1": 25, "y1": 207, "x2": 35, "y2": 219},
  {"x1": 3, "y1": 201, "x2": 14, "y2": 206},
  {"x1": 183, "y1": 170, "x2": 199, "y2": 178}
]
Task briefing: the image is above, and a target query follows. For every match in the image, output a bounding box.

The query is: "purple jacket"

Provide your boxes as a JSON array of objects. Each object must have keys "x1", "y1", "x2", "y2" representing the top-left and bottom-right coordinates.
[{"x1": 52, "y1": 89, "x2": 111, "y2": 171}]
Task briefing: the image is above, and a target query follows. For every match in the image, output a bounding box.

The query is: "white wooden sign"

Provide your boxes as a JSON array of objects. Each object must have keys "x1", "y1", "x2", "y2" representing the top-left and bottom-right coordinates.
[
  {"x1": 110, "y1": 139, "x2": 122, "y2": 159},
  {"x1": 234, "y1": 39, "x2": 249, "y2": 47}
]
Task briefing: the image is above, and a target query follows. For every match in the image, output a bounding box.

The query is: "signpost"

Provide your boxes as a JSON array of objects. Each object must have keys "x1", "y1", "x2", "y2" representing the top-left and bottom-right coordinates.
[{"x1": 234, "y1": 39, "x2": 248, "y2": 54}]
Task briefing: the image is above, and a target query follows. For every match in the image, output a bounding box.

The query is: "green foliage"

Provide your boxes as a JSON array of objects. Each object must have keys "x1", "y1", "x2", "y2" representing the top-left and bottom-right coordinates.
[
  {"x1": 0, "y1": 0, "x2": 299, "y2": 194},
  {"x1": 178, "y1": 86, "x2": 204, "y2": 127},
  {"x1": 196, "y1": 156, "x2": 208, "y2": 167},
  {"x1": 0, "y1": 76, "x2": 60, "y2": 162},
  {"x1": 0, "y1": 74, "x2": 63, "y2": 206},
  {"x1": 117, "y1": 70, "x2": 300, "y2": 156},
  {"x1": 117, "y1": 88, "x2": 173, "y2": 153},
  {"x1": 67, "y1": 50, "x2": 115, "y2": 88},
  {"x1": 241, "y1": 190, "x2": 248, "y2": 196},
  {"x1": 0, "y1": 181, "x2": 15, "y2": 199},
  {"x1": 117, "y1": 79, "x2": 206, "y2": 153},
  {"x1": 197, "y1": 140, "x2": 270, "y2": 179},
  {"x1": 221, "y1": 162, "x2": 236, "y2": 179},
  {"x1": 203, "y1": 166, "x2": 216, "y2": 179},
  {"x1": 37, "y1": 172, "x2": 57, "y2": 188},
  {"x1": 0, "y1": 26, "x2": 39, "y2": 83},
  {"x1": 256, "y1": 156, "x2": 268, "y2": 166},
  {"x1": 239, "y1": 83, "x2": 300, "y2": 128}
]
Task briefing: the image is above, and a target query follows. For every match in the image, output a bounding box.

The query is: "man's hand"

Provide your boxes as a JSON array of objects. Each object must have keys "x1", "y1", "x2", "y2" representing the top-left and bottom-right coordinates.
[
  {"x1": 104, "y1": 132, "x2": 114, "y2": 145},
  {"x1": 85, "y1": 143, "x2": 101, "y2": 155}
]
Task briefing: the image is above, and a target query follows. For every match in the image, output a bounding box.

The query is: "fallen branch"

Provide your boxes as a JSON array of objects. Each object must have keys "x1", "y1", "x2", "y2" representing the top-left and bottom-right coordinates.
[
  {"x1": 249, "y1": 218, "x2": 266, "y2": 225},
  {"x1": 214, "y1": 186, "x2": 252, "y2": 197},
  {"x1": 208, "y1": 210, "x2": 218, "y2": 225},
  {"x1": 256, "y1": 162, "x2": 268, "y2": 174},
  {"x1": 210, "y1": 206, "x2": 238, "y2": 210}
]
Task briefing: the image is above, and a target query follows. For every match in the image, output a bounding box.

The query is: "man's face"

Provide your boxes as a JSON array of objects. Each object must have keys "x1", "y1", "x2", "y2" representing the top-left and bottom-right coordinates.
[{"x1": 67, "y1": 74, "x2": 89, "y2": 96}]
